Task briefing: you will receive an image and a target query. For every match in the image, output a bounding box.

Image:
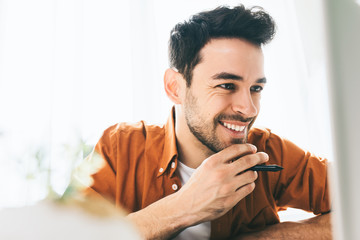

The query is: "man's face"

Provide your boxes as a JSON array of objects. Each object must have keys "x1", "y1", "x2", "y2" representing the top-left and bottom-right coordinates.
[{"x1": 183, "y1": 38, "x2": 265, "y2": 153}]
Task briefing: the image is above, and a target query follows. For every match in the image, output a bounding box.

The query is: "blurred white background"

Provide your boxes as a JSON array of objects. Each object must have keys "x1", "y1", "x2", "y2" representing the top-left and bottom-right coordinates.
[{"x1": 0, "y1": 0, "x2": 332, "y2": 222}]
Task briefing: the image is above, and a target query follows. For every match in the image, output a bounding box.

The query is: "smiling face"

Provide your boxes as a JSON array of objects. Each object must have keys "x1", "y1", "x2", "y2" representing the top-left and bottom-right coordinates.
[{"x1": 182, "y1": 38, "x2": 265, "y2": 153}]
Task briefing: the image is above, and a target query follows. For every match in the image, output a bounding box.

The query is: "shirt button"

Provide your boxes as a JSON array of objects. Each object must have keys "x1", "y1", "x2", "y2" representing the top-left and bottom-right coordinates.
[
  {"x1": 172, "y1": 184, "x2": 178, "y2": 191},
  {"x1": 171, "y1": 162, "x2": 176, "y2": 169},
  {"x1": 159, "y1": 168, "x2": 164, "y2": 173}
]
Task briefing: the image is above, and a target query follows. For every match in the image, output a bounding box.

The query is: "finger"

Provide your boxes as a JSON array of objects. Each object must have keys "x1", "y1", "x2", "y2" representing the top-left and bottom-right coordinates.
[
  {"x1": 214, "y1": 170, "x2": 257, "y2": 198},
  {"x1": 229, "y1": 152, "x2": 269, "y2": 175},
  {"x1": 232, "y1": 182, "x2": 256, "y2": 203},
  {"x1": 232, "y1": 170, "x2": 258, "y2": 191},
  {"x1": 217, "y1": 171, "x2": 257, "y2": 206},
  {"x1": 212, "y1": 144, "x2": 257, "y2": 164}
]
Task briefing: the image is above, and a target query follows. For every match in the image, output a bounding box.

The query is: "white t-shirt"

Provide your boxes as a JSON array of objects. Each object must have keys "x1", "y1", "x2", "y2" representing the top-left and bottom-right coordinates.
[{"x1": 173, "y1": 161, "x2": 211, "y2": 240}]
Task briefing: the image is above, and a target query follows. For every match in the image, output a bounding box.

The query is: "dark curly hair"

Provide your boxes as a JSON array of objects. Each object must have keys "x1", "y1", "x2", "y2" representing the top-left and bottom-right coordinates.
[{"x1": 169, "y1": 5, "x2": 276, "y2": 87}]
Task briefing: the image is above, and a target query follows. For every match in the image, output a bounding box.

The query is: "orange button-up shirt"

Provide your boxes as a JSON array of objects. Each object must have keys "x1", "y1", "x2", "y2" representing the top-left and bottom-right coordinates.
[{"x1": 90, "y1": 109, "x2": 330, "y2": 239}]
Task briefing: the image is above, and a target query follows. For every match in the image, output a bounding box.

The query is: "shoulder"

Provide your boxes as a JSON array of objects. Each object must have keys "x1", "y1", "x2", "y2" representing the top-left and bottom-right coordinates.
[
  {"x1": 100, "y1": 121, "x2": 165, "y2": 144},
  {"x1": 97, "y1": 121, "x2": 167, "y2": 158},
  {"x1": 248, "y1": 127, "x2": 283, "y2": 150},
  {"x1": 248, "y1": 127, "x2": 305, "y2": 166},
  {"x1": 94, "y1": 121, "x2": 166, "y2": 169},
  {"x1": 248, "y1": 127, "x2": 271, "y2": 141},
  {"x1": 249, "y1": 127, "x2": 302, "y2": 150},
  {"x1": 249, "y1": 127, "x2": 327, "y2": 170}
]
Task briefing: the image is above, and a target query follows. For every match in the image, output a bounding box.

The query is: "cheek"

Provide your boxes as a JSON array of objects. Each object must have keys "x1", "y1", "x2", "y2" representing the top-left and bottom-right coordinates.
[
  {"x1": 204, "y1": 94, "x2": 233, "y2": 111},
  {"x1": 252, "y1": 95, "x2": 261, "y2": 110}
]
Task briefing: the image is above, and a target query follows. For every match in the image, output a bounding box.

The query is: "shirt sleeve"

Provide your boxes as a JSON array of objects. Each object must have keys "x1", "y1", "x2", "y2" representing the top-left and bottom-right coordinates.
[
  {"x1": 86, "y1": 125, "x2": 118, "y2": 203},
  {"x1": 266, "y1": 133, "x2": 331, "y2": 215}
]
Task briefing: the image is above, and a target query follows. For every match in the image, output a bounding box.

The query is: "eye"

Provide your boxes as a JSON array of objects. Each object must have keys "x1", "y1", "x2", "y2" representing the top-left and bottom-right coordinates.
[
  {"x1": 218, "y1": 83, "x2": 235, "y2": 90},
  {"x1": 250, "y1": 85, "x2": 264, "y2": 93}
]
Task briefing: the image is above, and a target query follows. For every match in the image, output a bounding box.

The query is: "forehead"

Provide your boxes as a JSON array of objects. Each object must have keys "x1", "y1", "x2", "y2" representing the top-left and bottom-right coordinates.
[{"x1": 193, "y1": 38, "x2": 264, "y2": 79}]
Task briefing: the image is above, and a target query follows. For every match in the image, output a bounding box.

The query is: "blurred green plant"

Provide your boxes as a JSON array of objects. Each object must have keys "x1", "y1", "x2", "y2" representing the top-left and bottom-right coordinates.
[
  {"x1": 16, "y1": 137, "x2": 95, "y2": 201},
  {"x1": 55, "y1": 138, "x2": 95, "y2": 199},
  {"x1": 59, "y1": 149, "x2": 104, "y2": 202}
]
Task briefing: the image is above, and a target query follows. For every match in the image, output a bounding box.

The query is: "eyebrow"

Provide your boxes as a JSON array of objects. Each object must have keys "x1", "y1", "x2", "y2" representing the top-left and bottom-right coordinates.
[{"x1": 211, "y1": 72, "x2": 267, "y2": 84}]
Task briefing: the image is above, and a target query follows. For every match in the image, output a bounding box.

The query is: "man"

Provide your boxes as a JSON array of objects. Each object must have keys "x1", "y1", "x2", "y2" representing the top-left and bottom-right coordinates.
[{"x1": 87, "y1": 5, "x2": 331, "y2": 239}]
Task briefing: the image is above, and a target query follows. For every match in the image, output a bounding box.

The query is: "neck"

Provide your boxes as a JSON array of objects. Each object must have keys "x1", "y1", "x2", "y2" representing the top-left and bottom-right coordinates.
[{"x1": 174, "y1": 106, "x2": 213, "y2": 169}]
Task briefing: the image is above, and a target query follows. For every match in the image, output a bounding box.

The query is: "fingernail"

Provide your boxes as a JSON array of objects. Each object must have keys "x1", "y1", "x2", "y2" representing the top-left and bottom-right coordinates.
[
  {"x1": 263, "y1": 152, "x2": 269, "y2": 161},
  {"x1": 251, "y1": 145, "x2": 257, "y2": 152}
]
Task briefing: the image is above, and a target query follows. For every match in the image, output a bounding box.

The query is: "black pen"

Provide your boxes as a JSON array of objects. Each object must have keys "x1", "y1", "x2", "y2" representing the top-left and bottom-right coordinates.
[{"x1": 249, "y1": 165, "x2": 283, "y2": 172}]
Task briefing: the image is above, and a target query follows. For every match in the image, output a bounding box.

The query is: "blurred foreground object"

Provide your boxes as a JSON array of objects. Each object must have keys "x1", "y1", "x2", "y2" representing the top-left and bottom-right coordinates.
[
  {"x1": 0, "y1": 197, "x2": 142, "y2": 240},
  {"x1": 0, "y1": 149, "x2": 142, "y2": 239},
  {"x1": 324, "y1": 0, "x2": 360, "y2": 239}
]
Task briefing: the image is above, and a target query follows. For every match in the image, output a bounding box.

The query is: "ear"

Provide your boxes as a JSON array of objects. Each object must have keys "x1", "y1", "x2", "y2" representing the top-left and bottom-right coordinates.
[{"x1": 164, "y1": 68, "x2": 184, "y2": 104}]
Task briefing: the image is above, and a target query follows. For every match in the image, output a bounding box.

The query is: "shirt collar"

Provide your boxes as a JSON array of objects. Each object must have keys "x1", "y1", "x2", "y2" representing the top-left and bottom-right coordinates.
[{"x1": 157, "y1": 106, "x2": 178, "y2": 177}]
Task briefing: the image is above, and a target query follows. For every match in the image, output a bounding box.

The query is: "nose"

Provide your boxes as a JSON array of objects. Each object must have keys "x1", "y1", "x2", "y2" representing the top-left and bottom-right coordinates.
[{"x1": 231, "y1": 90, "x2": 258, "y2": 117}]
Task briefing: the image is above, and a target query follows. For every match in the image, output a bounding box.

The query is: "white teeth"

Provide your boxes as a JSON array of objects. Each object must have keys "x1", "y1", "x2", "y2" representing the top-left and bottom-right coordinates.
[{"x1": 222, "y1": 122, "x2": 245, "y2": 132}]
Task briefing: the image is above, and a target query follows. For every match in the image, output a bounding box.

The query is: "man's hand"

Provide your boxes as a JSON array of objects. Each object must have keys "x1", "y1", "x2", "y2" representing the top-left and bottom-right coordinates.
[
  {"x1": 127, "y1": 144, "x2": 269, "y2": 239},
  {"x1": 175, "y1": 144, "x2": 269, "y2": 224}
]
